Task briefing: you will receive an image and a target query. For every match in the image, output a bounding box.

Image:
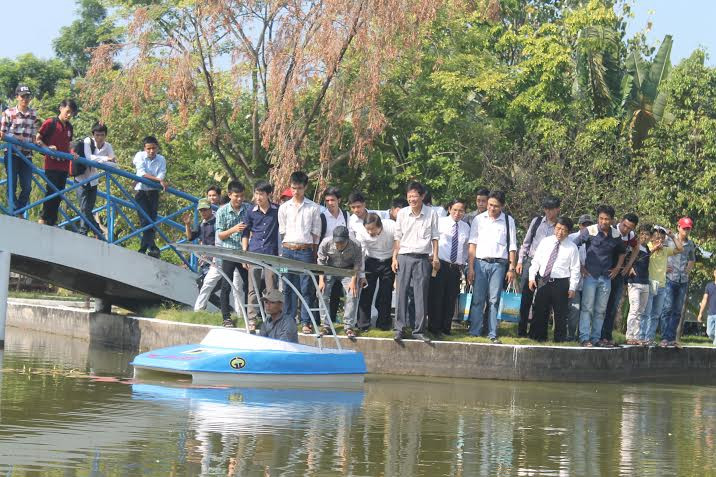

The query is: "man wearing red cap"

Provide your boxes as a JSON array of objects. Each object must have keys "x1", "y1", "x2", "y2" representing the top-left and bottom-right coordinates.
[{"x1": 660, "y1": 217, "x2": 697, "y2": 347}]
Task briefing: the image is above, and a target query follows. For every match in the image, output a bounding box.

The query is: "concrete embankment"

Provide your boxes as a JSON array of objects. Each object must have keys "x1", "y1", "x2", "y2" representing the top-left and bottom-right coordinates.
[{"x1": 7, "y1": 300, "x2": 716, "y2": 383}]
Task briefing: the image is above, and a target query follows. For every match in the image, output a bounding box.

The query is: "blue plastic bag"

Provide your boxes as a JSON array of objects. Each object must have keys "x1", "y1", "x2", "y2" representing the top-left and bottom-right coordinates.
[
  {"x1": 497, "y1": 282, "x2": 521, "y2": 323},
  {"x1": 458, "y1": 287, "x2": 473, "y2": 322}
]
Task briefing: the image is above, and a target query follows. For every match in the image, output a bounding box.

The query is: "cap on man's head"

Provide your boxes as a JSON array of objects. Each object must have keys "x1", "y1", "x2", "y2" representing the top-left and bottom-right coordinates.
[
  {"x1": 15, "y1": 85, "x2": 31, "y2": 96},
  {"x1": 542, "y1": 196, "x2": 561, "y2": 209},
  {"x1": 197, "y1": 198, "x2": 211, "y2": 210},
  {"x1": 262, "y1": 289, "x2": 284, "y2": 303},
  {"x1": 280, "y1": 187, "x2": 293, "y2": 199},
  {"x1": 578, "y1": 214, "x2": 594, "y2": 226},
  {"x1": 333, "y1": 225, "x2": 350, "y2": 243},
  {"x1": 678, "y1": 217, "x2": 694, "y2": 229}
]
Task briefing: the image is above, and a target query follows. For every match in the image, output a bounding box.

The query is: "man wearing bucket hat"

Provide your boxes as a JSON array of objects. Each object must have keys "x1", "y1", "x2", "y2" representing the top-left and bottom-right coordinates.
[
  {"x1": 660, "y1": 217, "x2": 697, "y2": 348},
  {"x1": 260, "y1": 289, "x2": 298, "y2": 343}
]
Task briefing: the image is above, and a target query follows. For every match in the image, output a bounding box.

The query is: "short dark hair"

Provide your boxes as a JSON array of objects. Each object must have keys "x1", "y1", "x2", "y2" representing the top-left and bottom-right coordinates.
[
  {"x1": 254, "y1": 180, "x2": 273, "y2": 195},
  {"x1": 423, "y1": 190, "x2": 433, "y2": 205},
  {"x1": 227, "y1": 180, "x2": 245, "y2": 194},
  {"x1": 391, "y1": 198, "x2": 408, "y2": 209},
  {"x1": 143, "y1": 135, "x2": 159, "y2": 146},
  {"x1": 406, "y1": 181, "x2": 426, "y2": 196},
  {"x1": 556, "y1": 216, "x2": 574, "y2": 230},
  {"x1": 596, "y1": 204, "x2": 615, "y2": 219},
  {"x1": 289, "y1": 171, "x2": 309, "y2": 186},
  {"x1": 474, "y1": 187, "x2": 490, "y2": 197},
  {"x1": 59, "y1": 99, "x2": 78, "y2": 113},
  {"x1": 207, "y1": 185, "x2": 221, "y2": 195},
  {"x1": 364, "y1": 212, "x2": 383, "y2": 228},
  {"x1": 91, "y1": 122, "x2": 107, "y2": 134},
  {"x1": 623, "y1": 213, "x2": 639, "y2": 225},
  {"x1": 488, "y1": 190, "x2": 506, "y2": 205},
  {"x1": 348, "y1": 191, "x2": 366, "y2": 204},
  {"x1": 542, "y1": 196, "x2": 561, "y2": 209},
  {"x1": 447, "y1": 199, "x2": 467, "y2": 210},
  {"x1": 638, "y1": 223, "x2": 652, "y2": 234},
  {"x1": 220, "y1": 195, "x2": 230, "y2": 205},
  {"x1": 323, "y1": 186, "x2": 341, "y2": 200}
]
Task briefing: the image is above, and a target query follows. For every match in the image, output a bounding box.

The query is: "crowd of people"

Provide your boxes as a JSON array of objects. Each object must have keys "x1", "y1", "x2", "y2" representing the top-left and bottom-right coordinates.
[{"x1": 2, "y1": 87, "x2": 712, "y2": 348}]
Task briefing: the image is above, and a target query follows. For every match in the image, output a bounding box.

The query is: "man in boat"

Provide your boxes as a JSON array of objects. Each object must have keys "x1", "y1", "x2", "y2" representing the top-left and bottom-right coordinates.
[{"x1": 260, "y1": 289, "x2": 298, "y2": 343}]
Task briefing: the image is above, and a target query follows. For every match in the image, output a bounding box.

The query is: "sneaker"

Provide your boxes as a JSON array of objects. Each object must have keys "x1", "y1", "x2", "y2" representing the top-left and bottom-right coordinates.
[
  {"x1": 222, "y1": 319, "x2": 234, "y2": 328},
  {"x1": 138, "y1": 247, "x2": 147, "y2": 254},
  {"x1": 147, "y1": 247, "x2": 161, "y2": 259},
  {"x1": 320, "y1": 325, "x2": 333, "y2": 336},
  {"x1": 412, "y1": 333, "x2": 431, "y2": 343},
  {"x1": 581, "y1": 341, "x2": 593, "y2": 347},
  {"x1": 490, "y1": 337, "x2": 502, "y2": 344},
  {"x1": 393, "y1": 331, "x2": 404, "y2": 342}
]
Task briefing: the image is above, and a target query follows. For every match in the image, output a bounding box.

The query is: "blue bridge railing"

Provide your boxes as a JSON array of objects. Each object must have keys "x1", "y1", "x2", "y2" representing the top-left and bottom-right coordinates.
[{"x1": 1, "y1": 135, "x2": 200, "y2": 271}]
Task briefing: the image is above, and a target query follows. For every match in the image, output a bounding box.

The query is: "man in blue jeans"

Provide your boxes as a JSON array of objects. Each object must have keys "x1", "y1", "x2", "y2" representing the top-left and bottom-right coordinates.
[
  {"x1": 466, "y1": 190, "x2": 518, "y2": 343},
  {"x1": 278, "y1": 171, "x2": 322, "y2": 334},
  {"x1": 572, "y1": 205, "x2": 626, "y2": 347},
  {"x1": 660, "y1": 217, "x2": 696, "y2": 347}
]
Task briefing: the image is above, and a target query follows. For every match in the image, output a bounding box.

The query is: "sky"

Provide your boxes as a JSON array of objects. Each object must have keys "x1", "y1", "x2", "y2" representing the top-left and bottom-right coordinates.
[{"x1": 1, "y1": 0, "x2": 714, "y2": 65}]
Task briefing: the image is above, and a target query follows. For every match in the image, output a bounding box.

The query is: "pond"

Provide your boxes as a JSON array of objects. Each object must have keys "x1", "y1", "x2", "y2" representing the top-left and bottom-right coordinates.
[{"x1": 0, "y1": 326, "x2": 714, "y2": 476}]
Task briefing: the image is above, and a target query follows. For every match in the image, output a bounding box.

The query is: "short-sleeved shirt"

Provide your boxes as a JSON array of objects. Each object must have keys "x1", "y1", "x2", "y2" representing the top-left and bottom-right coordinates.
[
  {"x1": 133, "y1": 151, "x2": 167, "y2": 191},
  {"x1": 394, "y1": 205, "x2": 439, "y2": 255},
  {"x1": 705, "y1": 282, "x2": 716, "y2": 316},
  {"x1": 317, "y1": 238, "x2": 362, "y2": 271},
  {"x1": 648, "y1": 242, "x2": 677, "y2": 287},
  {"x1": 436, "y1": 216, "x2": 470, "y2": 265},
  {"x1": 573, "y1": 225, "x2": 626, "y2": 278},
  {"x1": 468, "y1": 211, "x2": 518, "y2": 260},
  {"x1": 518, "y1": 216, "x2": 556, "y2": 264},
  {"x1": 278, "y1": 198, "x2": 321, "y2": 245},
  {"x1": 260, "y1": 315, "x2": 298, "y2": 343},
  {"x1": 38, "y1": 118, "x2": 73, "y2": 172},
  {"x1": 355, "y1": 219, "x2": 396, "y2": 260},
  {"x1": 667, "y1": 239, "x2": 696, "y2": 283},
  {"x1": 1, "y1": 106, "x2": 37, "y2": 153},
  {"x1": 242, "y1": 203, "x2": 280, "y2": 255},
  {"x1": 627, "y1": 245, "x2": 651, "y2": 285},
  {"x1": 215, "y1": 202, "x2": 250, "y2": 250}
]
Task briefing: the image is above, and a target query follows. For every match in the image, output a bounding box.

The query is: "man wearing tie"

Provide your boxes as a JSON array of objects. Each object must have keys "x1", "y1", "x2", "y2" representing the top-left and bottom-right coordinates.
[
  {"x1": 428, "y1": 199, "x2": 470, "y2": 336},
  {"x1": 528, "y1": 216, "x2": 581, "y2": 342}
]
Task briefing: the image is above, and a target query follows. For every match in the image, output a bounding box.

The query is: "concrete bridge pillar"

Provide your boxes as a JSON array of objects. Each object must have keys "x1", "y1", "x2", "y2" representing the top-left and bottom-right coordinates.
[{"x1": 0, "y1": 250, "x2": 10, "y2": 348}]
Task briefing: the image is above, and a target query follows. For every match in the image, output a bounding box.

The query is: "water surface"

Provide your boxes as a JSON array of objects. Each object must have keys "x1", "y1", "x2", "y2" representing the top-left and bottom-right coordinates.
[{"x1": 0, "y1": 326, "x2": 714, "y2": 476}]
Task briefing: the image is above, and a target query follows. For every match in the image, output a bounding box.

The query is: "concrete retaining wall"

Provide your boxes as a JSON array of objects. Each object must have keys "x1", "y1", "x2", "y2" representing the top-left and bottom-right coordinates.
[{"x1": 7, "y1": 300, "x2": 716, "y2": 383}]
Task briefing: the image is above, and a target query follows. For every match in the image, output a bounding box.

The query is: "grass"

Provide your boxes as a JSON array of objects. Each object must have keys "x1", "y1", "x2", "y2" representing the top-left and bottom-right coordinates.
[
  {"x1": 137, "y1": 304, "x2": 246, "y2": 328},
  {"x1": 9, "y1": 289, "x2": 85, "y2": 301}
]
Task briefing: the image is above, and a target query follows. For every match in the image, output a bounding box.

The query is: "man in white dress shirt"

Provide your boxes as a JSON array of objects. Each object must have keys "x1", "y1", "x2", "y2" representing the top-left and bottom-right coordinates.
[
  {"x1": 75, "y1": 122, "x2": 116, "y2": 238},
  {"x1": 356, "y1": 212, "x2": 396, "y2": 331},
  {"x1": 466, "y1": 190, "x2": 518, "y2": 343},
  {"x1": 428, "y1": 199, "x2": 470, "y2": 336},
  {"x1": 528, "y1": 217, "x2": 581, "y2": 342},
  {"x1": 278, "y1": 170, "x2": 322, "y2": 333},
  {"x1": 132, "y1": 136, "x2": 168, "y2": 257},
  {"x1": 392, "y1": 181, "x2": 439, "y2": 343}
]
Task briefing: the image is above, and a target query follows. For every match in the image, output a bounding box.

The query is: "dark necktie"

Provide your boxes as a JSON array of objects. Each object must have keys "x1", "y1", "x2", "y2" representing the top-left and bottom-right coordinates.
[
  {"x1": 450, "y1": 222, "x2": 459, "y2": 263},
  {"x1": 543, "y1": 240, "x2": 560, "y2": 279}
]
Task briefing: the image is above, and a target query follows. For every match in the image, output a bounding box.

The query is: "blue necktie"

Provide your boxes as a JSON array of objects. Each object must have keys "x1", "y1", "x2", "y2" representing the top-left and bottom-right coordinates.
[{"x1": 450, "y1": 222, "x2": 458, "y2": 263}]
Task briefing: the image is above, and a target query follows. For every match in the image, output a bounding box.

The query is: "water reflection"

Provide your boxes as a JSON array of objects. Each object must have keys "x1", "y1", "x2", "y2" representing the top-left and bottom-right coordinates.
[{"x1": 0, "y1": 328, "x2": 714, "y2": 476}]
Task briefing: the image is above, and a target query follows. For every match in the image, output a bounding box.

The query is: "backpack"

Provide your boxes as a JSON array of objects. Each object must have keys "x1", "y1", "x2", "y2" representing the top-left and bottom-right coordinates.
[
  {"x1": 320, "y1": 209, "x2": 349, "y2": 242},
  {"x1": 70, "y1": 137, "x2": 95, "y2": 177}
]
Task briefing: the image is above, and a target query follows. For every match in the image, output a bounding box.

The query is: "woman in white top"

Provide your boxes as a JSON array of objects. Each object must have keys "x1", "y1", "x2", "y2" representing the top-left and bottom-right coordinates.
[
  {"x1": 75, "y1": 123, "x2": 116, "y2": 237},
  {"x1": 355, "y1": 213, "x2": 396, "y2": 330}
]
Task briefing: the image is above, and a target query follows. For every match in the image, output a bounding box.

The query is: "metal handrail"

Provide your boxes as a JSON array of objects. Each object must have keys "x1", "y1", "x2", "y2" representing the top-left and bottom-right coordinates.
[{"x1": 1, "y1": 135, "x2": 200, "y2": 271}]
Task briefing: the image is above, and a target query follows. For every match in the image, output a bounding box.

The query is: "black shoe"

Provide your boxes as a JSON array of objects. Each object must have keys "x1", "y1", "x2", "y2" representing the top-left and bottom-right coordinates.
[
  {"x1": 490, "y1": 337, "x2": 502, "y2": 344},
  {"x1": 138, "y1": 247, "x2": 147, "y2": 254},
  {"x1": 222, "y1": 319, "x2": 234, "y2": 328},
  {"x1": 147, "y1": 247, "x2": 161, "y2": 258},
  {"x1": 393, "y1": 331, "x2": 403, "y2": 342},
  {"x1": 413, "y1": 333, "x2": 431, "y2": 343}
]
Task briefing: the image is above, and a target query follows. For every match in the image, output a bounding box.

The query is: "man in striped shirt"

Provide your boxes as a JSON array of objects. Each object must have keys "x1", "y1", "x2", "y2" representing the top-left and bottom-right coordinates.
[{"x1": 0, "y1": 85, "x2": 37, "y2": 215}]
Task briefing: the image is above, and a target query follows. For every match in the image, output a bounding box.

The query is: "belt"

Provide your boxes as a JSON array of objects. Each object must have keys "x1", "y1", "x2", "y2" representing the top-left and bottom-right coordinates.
[
  {"x1": 402, "y1": 253, "x2": 429, "y2": 258},
  {"x1": 282, "y1": 243, "x2": 313, "y2": 251},
  {"x1": 478, "y1": 257, "x2": 508, "y2": 264},
  {"x1": 439, "y1": 259, "x2": 463, "y2": 270}
]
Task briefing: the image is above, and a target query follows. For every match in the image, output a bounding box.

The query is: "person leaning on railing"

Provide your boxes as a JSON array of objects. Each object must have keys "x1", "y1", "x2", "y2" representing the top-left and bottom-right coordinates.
[
  {"x1": 132, "y1": 135, "x2": 168, "y2": 258},
  {"x1": 0, "y1": 85, "x2": 37, "y2": 216},
  {"x1": 74, "y1": 122, "x2": 117, "y2": 238},
  {"x1": 35, "y1": 99, "x2": 79, "y2": 227}
]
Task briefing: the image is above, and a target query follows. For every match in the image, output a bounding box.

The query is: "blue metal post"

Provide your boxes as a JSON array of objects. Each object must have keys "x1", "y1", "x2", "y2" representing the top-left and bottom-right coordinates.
[
  {"x1": 105, "y1": 172, "x2": 114, "y2": 242},
  {"x1": 6, "y1": 145, "x2": 14, "y2": 215}
]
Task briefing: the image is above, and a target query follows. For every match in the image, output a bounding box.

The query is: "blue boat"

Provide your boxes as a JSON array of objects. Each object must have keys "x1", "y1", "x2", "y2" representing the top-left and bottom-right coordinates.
[{"x1": 131, "y1": 328, "x2": 366, "y2": 388}]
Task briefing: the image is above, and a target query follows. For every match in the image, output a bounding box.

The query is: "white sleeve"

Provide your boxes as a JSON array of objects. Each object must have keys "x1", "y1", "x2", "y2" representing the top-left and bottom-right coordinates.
[
  {"x1": 508, "y1": 216, "x2": 518, "y2": 252},
  {"x1": 569, "y1": 246, "x2": 581, "y2": 291}
]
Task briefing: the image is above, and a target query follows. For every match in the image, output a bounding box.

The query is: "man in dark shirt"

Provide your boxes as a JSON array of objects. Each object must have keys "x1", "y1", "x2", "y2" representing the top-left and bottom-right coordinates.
[
  {"x1": 242, "y1": 180, "x2": 280, "y2": 331},
  {"x1": 182, "y1": 198, "x2": 216, "y2": 271},
  {"x1": 36, "y1": 99, "x2": 78, "y2": 226},
  {"x1": 260, "y1": 290, "x2": 298, "y2": 343},
  {"x1": 572, "y1": 205, "x2": 626, "y2": 347}
]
